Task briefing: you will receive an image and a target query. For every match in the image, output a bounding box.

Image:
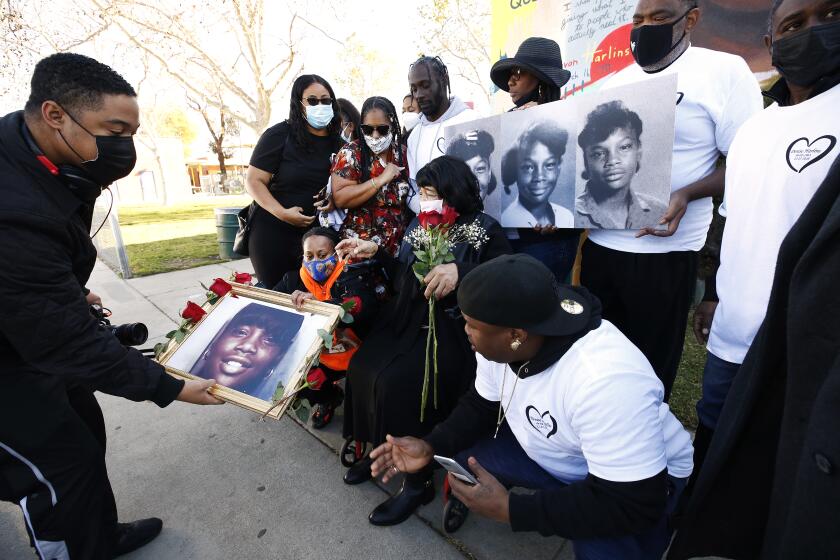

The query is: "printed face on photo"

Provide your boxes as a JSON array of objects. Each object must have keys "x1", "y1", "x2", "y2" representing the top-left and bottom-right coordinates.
[
  {"x1": 583, "y1": 127, "x2": 641, "y2": 193},
  {"x1": 204, "y1": 322, "x2": 283, "y2": 388},
  {"x1": 465, "y1": 155, "x2": 492, "y2": 200},
  {"x1": 517, "y1": 142, "x2": 560, "y2": 206}
]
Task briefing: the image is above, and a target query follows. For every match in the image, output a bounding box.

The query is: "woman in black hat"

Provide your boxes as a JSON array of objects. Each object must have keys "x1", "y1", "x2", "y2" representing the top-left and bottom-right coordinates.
[
  {"x1": 490, "y1": 36, "x2": 571, "y2": 110},
  {"x1": 489, "y1": 37, "x2": 581, "y2": 283}
]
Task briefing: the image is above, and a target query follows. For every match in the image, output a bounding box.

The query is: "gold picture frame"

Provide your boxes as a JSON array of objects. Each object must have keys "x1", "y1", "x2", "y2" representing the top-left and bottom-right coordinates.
[{"x1": 156, "y1": 283, "x2": 341, "y2": 419}]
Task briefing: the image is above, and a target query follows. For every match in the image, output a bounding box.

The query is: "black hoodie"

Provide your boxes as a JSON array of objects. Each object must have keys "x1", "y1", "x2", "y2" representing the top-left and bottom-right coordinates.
[
  {"x1": 0, "y1": 110, "x2": 183, "y2": 406},
  {"x1": 424, "y1": 289, "x2": 671, "y2": 539}
]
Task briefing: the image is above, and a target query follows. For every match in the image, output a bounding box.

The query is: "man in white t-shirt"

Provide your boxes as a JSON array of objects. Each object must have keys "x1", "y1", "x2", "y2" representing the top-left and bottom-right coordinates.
[
  {"x1": 405, "y1": 56, "x2": 479, "y2": 214},
  {"x1": 369, "y1": 255, "x2": 693, "y2": 560},
  {"x1": 687, "y1": 0, "x2": 840, "y2": 489},
  {"x1": 580, "y1": 0, "x2": 762, "y2": 401}
]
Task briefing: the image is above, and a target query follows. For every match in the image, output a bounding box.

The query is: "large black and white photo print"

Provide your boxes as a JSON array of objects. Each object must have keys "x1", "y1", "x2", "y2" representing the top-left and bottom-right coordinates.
[
  {"x1": 574, "y1": 74, "x2": 676, "y2": 229},
  {"x1": 444, "y1": 74, "x2": 676, "y2": 229}
]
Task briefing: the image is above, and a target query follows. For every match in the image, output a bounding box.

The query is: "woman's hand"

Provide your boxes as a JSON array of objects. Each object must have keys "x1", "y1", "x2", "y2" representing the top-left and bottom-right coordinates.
[
  {"x1": 279, "y1": 206, "x2": 315, "y2": 228},
  {"x1": 370, "y1": 434, "x2": 434, "y2": 484},
  {"x1": 290, "y1": 290, "x2": 314, "y2": 311},
  {"x1": 314, "y1": 192, "x2": 335, "y2": 213},
  {"x1": 378, "y1": 163, "x2": 405, "y2": 185},
  {"x1": 423, "y1": 263, "x2": 459, "y2": 300},
  {"x1": 336, "y1": 238, "x2": 379, "y2": 260}
]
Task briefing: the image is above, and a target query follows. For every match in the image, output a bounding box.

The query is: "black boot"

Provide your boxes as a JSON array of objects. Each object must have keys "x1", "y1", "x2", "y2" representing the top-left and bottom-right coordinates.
[
  {"x1": 343, "y1": 456, "x2": 373, "y2": 485},
  {"x1": 112, "y1": 517, "x2": 163, "y2": 557},
  {"x1": 368, "y1": 470, "x2": 434, "y2": 526}
]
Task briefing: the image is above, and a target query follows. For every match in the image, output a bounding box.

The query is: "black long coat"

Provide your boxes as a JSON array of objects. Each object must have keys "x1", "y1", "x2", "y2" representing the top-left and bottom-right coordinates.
[
  {"x1": 668, "y1": 154, "x2": 840, "y2": 559},
  {"x1": 343, "y1": 212, "x2": 511, "y2": 444}
]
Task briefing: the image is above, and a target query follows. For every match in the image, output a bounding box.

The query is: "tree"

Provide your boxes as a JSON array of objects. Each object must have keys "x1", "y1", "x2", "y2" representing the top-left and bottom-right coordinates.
[
  {"x1": 88, "y1": 0, "x2": 306, "y2": 134},
  {"x1": 188, "y1": 95, "x2": 240, "y2": 186},
  {"x1": 417, "y1": 0, "x2": 492, "y2": 107},
  {"x1": 151, "y1": 107, "x2": 198, "y2": 158}
]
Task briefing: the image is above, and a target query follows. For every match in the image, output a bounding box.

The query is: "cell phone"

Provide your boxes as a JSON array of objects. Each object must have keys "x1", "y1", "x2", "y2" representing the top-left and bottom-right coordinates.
[{"x1": 434, "y1": 455, "x2": 478, "y2": 486}]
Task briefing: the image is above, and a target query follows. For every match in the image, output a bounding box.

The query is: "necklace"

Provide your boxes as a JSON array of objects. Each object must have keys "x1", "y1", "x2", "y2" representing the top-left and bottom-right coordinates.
[{"x1": 495, "y1": 360, "x2": 530, "y2": 438}]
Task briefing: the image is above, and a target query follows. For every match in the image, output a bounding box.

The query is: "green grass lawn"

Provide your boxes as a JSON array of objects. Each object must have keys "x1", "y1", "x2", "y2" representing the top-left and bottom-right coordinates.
[
  {"x1": 670, "y1": 318, "x2": 705, "y2": 430},
  {"x1": 118, "y1": 197, "x2": 249, "y2": 277}
]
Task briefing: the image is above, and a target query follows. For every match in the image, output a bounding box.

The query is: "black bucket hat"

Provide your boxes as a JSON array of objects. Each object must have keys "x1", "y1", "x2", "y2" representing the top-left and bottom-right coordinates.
[
  {"x1": 457, "y1": 254, "x2": 592, "y2": 337},
  {"x1": 490, "y1": 37, "x2": 572, "y2": 92}
]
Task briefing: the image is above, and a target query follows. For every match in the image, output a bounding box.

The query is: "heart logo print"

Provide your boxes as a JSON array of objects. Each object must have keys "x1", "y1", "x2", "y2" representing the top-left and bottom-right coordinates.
[
  {"x1": 786, "y1": 135, "x2": 837, "y2": 173},
  {"x1": 436, "y1": 136, "x2": 448, "y2": 155},
  {"x1": 526, "y1": 405, "x2": 558, "y2": 439}
]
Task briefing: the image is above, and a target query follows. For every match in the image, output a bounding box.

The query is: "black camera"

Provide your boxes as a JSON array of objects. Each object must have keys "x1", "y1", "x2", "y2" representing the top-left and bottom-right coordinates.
[{"x1": 90, "y1": 304, "x2": 148, "y2": 346}]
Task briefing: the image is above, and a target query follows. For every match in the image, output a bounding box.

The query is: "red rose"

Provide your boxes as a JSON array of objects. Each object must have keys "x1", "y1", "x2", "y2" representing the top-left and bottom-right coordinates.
[
  {"x1": 342, "y1": 295, "x2": 362, "y2": 316},
  {"x1": 306, "y1": 367, "x2": 328, "y2": 391},
  {"x1": 181, "y1": 301, "x2": 207, "y2": 323},
  {"x1": 441, "y1": 205, "x2": 459, "y2": 227},
  {"x1": 209, "y1": 278, "x2": 232, "y2": 298},
  {"x1": 418, "y1": 211, "x2": 444, "y2": 229},
  {"x1": 233, "y1": 272, "x2": 253, "y2": 284}
]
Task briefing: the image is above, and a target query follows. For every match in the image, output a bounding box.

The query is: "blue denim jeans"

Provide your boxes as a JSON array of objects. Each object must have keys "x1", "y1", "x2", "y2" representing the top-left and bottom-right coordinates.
[
  {"x1": 457, "y1": 424, "x2": 686, "y2": 560},
  {"x1": 695, "y1": 351, "x2": 741, "y2": 430},
  {"x1": 510, "y1": 233, "x2": 580, "y2": 283}
]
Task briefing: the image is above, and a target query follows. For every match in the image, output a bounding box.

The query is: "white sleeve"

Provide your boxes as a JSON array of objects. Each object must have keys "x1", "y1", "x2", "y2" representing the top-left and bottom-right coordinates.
[
  {"x1": 715, "y1": 60, "x2": 763, "y2": 156},
  {"x1": 473, "y1": 354, "x2": 500, "y2": 401},
  {"x1": 570, "y1": 369, "x2": 668, "y2": 482}
]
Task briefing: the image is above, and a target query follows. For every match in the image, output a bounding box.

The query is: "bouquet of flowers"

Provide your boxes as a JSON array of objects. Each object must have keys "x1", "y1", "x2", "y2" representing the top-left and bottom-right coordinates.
[{"x1": 406, "y1": 206, "x2": 489, "y2": 421}]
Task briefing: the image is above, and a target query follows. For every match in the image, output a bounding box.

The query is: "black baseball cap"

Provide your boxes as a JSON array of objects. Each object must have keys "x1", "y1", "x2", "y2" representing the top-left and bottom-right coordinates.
[{"x1": 457, "y1": 254, "x2": 592, "y2": 336}]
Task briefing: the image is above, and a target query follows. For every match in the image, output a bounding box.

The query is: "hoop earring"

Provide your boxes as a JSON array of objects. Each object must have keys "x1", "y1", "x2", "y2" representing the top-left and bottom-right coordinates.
[
  {"x1": 538, "y1": 84, "x2": 544, "y2": 99},
  {"x1": 510, "y1": 339, "x2": 522, "y2": 351}
]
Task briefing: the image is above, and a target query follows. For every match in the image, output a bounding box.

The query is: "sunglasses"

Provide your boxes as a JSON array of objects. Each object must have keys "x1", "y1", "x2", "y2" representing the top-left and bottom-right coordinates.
[
  {"x1": 302, "y1": 96, "x2": 333, "y2": 106},
  {"x1": 360, "y1": 124, "x2": 391, "y2": 136}
]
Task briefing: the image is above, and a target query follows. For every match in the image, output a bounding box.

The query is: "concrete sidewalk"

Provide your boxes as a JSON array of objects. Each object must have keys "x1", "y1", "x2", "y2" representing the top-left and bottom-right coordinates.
[{"x1": 0, "y1": 260, "x2": 571, "y2": 560}]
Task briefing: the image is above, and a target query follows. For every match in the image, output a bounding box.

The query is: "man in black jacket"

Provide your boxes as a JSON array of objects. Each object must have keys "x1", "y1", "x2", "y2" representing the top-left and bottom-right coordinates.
[
  {"x1": 0, "y1": 53, "x2": 221, "y2": 560},
  {"x1": 368, "y1": 254, "x2": 694, "y2": 560}
]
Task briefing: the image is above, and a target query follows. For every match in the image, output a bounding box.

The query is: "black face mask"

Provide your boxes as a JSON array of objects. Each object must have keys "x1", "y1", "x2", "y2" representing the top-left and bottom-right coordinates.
[
  {"x1": 630, "y1": 10, "x2": 691, "y2": 68},
  {"x1": 58, "y1": 107, "x2": 137, "y2": 187},
  {"x1": 772, "y1": 22, "x2": 840, "y2": 87}
]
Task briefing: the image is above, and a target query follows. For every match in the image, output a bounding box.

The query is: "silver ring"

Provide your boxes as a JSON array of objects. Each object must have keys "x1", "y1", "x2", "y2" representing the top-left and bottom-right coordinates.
[{"x1": 391, "y1": 464, "x2": 399, "y2": 474}]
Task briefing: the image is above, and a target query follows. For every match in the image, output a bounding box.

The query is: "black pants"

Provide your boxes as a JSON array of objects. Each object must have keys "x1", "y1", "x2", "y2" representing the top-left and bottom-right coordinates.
[
  {"x1": 581, "y1": 239, "x2": 697, "y2": 401},
  {"x1": 248, "y1": 206, "x2": 307, "y2": 288},
  {"x1": 0, "y1": 379, "x2": 118, "y2": 559}
]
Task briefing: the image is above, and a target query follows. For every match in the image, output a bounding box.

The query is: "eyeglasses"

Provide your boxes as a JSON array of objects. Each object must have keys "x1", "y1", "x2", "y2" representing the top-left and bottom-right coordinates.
[
  {"x1": 360, "y1": 124, "x2": 391, "y2": 136},
  {"x1": 302, "y1": 96, "x2": 333, "y2": 106}
]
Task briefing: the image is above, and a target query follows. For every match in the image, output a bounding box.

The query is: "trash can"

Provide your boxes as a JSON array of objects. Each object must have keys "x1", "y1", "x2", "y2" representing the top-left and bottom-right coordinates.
[{"x1": 214, "y1": 207, "x2": 244, "y2": 260}]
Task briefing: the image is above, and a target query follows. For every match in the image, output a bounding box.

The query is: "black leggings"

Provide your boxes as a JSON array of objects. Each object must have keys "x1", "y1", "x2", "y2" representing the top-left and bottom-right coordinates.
[{"x1": 248, "y1": 206, "x2": 307, "y2": 288}]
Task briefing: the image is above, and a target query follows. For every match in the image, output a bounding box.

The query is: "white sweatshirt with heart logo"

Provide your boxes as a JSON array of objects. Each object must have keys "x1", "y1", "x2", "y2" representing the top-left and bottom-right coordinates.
[
  {"x1": 474, "y1": 320, "x2": 694, "y2": 484},
  {"x1": 708, "y1": 82, "x2": 840, "y2": 365}
]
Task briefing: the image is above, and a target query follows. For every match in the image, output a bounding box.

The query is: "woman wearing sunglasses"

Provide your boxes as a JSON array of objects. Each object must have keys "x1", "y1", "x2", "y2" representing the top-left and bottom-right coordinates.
[
  {"x1": 331, "y1": 96, "x2": 410, "y2": 257},
  {"x1": 245, "y1": 74, "x2": 343, "y2": 287}
]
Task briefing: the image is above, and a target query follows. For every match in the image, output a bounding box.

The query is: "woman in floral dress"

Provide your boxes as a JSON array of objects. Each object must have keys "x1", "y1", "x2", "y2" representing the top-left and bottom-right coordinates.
[{"x1": 331, "y1": 96, "x2": 410, "y2": 256}]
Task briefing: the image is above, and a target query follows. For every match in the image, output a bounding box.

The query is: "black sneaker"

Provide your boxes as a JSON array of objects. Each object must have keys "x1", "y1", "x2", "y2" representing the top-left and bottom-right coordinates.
[
  {"x1": 442, "y1": 496, "x2": 469, "y2": 533},
  {"x1": 113, "y1": 517, "x2": 163, "y2": 557}
]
